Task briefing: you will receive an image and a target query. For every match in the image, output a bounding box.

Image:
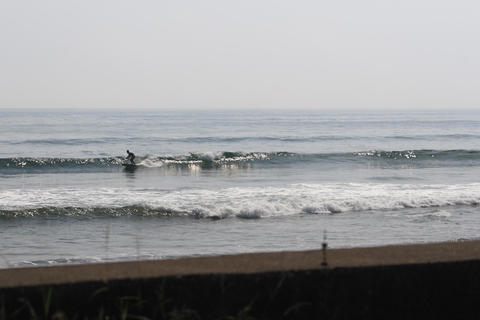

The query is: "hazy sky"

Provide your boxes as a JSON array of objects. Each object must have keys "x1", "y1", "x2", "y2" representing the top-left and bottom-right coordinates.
[{"x1": 0, "y1": 0, "x2": 478, "y2": 110}]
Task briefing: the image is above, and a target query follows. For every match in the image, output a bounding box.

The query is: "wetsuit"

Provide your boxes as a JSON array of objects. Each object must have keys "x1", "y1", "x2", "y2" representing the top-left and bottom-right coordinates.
[{"x1": 127, "y1": 151, "x2": 135, "y2": 164}]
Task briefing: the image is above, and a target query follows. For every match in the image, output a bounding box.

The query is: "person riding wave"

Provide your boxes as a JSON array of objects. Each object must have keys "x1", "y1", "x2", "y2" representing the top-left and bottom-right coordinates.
[{"x1": 126, "y1": 150, "x2": 135, "y2": 164}]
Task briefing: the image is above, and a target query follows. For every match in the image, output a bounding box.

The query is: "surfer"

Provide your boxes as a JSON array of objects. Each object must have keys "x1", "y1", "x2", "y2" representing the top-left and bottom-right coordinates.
[{"x1": 126, "y1": 150, "x2": 135, "y2": 164}]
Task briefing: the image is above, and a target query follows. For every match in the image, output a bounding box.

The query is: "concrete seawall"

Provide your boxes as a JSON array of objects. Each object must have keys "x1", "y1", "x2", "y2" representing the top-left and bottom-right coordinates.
[{"x1": 1, "y1": 241, "x2": 480, "y2": 319}]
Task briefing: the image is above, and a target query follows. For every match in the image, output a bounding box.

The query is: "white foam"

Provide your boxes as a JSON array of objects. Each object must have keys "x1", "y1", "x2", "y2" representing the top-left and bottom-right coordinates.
[
  {"x1": 124, "y1": 152, "x2": 275, "y2": 168},
  {"x1": 1, "y1": 183, "x2": 480, "y2": 218},
  {"x1": 138, "y1": 157, "x2": 164, "y2": 168},
  {"x1": 408, "y1": 209, "x2": 453, "y2": 219}
]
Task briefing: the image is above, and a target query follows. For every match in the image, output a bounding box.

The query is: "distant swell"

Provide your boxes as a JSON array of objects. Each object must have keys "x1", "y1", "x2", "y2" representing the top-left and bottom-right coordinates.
[{"x1": 6, "y1": 133, "x2": 480, "y2": 145}]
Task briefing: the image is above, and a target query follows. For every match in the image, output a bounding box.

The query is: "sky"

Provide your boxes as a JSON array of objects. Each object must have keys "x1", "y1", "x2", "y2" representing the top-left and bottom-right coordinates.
[{"x1": 0, "y1": 0, "x2": 478, "y2": 110}]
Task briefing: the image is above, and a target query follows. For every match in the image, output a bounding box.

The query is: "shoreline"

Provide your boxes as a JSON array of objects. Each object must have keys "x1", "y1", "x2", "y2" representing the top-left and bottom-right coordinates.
[{"x1": 2, "y1": 240, "x2": 480, "y2": 288}]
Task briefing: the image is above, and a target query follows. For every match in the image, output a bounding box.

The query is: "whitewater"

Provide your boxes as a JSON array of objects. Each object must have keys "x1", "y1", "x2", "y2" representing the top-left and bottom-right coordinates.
[{"x1": 0, "y1": 109, "x2": 479, "y2": 268}]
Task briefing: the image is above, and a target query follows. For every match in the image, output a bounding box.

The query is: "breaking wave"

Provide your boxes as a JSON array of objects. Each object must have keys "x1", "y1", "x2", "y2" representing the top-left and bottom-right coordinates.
[
  {"x1": 1, "y1": 183, "x2": 479, "y2": 219},
  {"x1": 1, "y1": 149, "x2": 480, "y2": 173}
]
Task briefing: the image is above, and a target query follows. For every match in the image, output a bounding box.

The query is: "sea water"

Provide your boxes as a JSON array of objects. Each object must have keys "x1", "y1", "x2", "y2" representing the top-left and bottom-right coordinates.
[{"x1": 0, "y1": 109, "x2": 479, "y2": 268}]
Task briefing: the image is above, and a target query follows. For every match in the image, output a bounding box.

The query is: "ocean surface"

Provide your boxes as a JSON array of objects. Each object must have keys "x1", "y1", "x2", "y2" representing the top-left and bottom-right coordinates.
[{"x1": 1, "y1": 109, "x2": 479, "y2": 268}]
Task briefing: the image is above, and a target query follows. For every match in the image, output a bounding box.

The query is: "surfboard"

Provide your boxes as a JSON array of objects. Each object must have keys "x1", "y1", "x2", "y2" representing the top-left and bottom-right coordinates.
[{"x1": 122, "y1": 163, "x2": 137, "y2": 169}]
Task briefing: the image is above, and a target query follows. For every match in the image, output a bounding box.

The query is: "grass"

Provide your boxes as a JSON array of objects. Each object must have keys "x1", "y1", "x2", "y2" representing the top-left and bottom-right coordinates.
[{"x1": 0, "y1": 293, "x2": 254, "y2": 320}]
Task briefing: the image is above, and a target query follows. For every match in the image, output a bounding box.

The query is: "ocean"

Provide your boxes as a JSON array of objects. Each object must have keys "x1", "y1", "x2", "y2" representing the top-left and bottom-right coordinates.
[{"x1": 0, "y1": 109, "x2": 479, "y2": 268}]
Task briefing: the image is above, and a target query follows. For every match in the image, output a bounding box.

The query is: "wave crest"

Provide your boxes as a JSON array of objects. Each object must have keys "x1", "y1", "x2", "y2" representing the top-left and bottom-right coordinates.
[{"x1": 1, "y1": 150, "x2": 480, "y2": 172}]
